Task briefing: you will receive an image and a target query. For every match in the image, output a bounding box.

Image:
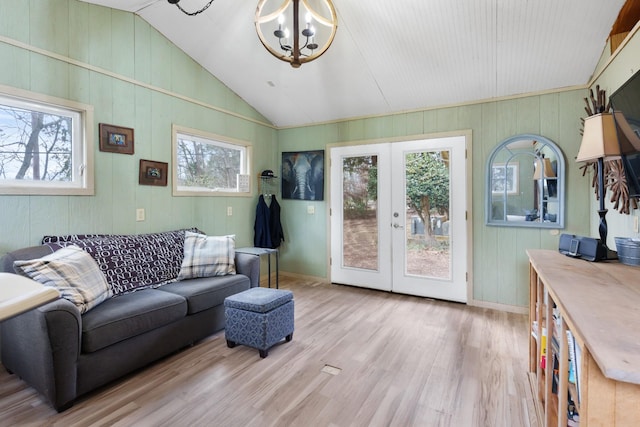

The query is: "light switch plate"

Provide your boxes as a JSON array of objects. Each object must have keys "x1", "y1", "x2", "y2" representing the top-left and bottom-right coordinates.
[
  {"x1": 307, "y1": 205, "x2": 315, "y2": 215},
  {"x1": 136, "y1": 208, "x2": 145, "y2": 222}
]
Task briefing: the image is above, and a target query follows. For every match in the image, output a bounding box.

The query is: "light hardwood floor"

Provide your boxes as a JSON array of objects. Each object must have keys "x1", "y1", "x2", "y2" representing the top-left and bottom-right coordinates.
[{"x1": 0, "y1": 278, "x2": 537, "y2": 427}]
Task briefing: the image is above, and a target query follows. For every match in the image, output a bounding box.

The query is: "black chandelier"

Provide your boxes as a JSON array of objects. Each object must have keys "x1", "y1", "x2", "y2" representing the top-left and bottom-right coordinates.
[
  {"x1": 167, "y1": 0, "x2": 215, "y2": 16},
  {"x1": 255, "y1": 0, "x2": 338, "y2": 68}
]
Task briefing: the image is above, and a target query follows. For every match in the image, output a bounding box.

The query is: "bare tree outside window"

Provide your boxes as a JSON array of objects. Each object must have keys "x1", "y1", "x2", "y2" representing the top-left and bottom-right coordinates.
[
  {"x1": 0, "y1": 105, "x2": 73, "y2": 182},
  {"x1": 173, "y1": 128, "x2": 250, "y2": 195},
  {"x1": 0, "y1": 91, "x2": 92, "y2": 196}
]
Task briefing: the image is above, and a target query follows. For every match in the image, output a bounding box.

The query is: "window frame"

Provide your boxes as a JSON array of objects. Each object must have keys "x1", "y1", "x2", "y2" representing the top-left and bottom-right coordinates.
[
  {"x1": 172, "y1": 124, "x2": 252, "y2": 197},
  {"x1": 0, "y1": 84, "x2": 94, "y2": 196}
]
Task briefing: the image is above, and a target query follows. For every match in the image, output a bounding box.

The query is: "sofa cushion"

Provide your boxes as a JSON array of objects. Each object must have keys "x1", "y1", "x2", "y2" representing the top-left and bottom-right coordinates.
[
  {"x1": 46, "y1": 229, "x2": 200, "y2": 296},
  {"x1": 177, "y1": 232, "x2": 236, "y2": 280},
  {"x1": 158, "y1": 275, "x2": 250, "y2": 315},
  {"x1": 81, "y1": 289, "x2": 187, "y2": 353},
  {"x1": 13, "y1": 245, "x2": 112, "y2": 314}
]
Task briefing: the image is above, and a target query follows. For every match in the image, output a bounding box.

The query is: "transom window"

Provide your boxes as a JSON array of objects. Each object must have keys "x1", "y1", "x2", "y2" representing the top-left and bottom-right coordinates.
[
  {"x1": 172, "y1": 125, "x2": 251, "y2": 196},
  {"x1": 0, "y1": 87, "x2": 93, "y2": 195}
]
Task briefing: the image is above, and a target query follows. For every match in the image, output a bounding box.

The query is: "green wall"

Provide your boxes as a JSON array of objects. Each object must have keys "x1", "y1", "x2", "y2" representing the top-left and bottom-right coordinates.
[
  {"x1": 277, "y1": 93, "x2": 592, "y2": 309},
  {"x1": 0, "y1": 0, "x2": 277, "y2": 253},
  {"x1": 0, "y1": 0, "x2": 608, "y2": 310}
]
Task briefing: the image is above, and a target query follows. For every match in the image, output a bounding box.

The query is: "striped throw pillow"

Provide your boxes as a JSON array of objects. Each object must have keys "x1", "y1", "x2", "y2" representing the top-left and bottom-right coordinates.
[
  {"x1": 177, "y1": 232, "x2": 236, "y2": 280},
  {"x1": 14, "y1": 245, "x2": 112, "y2": 313}
]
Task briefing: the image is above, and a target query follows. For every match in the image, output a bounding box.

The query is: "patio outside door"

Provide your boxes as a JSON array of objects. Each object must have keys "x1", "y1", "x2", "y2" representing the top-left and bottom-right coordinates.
[{"x1": 330, "y1": 135, "x2": 468, "y2": 302}]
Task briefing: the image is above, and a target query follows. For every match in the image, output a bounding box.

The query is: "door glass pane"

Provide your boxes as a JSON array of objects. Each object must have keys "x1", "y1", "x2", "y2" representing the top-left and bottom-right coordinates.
[
  {"x1": 342, "y1": 155, "x2": 378, "y2": 271},
  {"x1": 405, "y1": 150, "x2": 451, "y2": 279}
]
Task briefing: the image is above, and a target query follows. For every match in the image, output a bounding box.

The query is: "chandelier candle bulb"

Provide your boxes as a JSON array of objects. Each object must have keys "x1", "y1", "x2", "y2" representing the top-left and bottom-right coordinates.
[{"x1": 255, "y1": 0, "x2": 338, "y2": 68}]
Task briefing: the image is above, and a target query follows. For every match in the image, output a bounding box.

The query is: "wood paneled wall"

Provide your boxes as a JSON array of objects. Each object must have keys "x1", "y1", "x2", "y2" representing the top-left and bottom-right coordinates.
[
  {"x1": 0, "y1": 0, "x2": 278, "y2": 253},
  {"x1": 277, "y1": 91, "x2": 590, "y2": 309},
  {"x1": 0, "y1": 0, "x2": 596, "y2": 310}
]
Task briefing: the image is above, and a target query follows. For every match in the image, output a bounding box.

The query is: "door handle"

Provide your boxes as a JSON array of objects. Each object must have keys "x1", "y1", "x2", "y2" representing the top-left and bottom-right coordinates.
[{"x1": 393, "y1": 223, "x2": 404, "y2": 229}]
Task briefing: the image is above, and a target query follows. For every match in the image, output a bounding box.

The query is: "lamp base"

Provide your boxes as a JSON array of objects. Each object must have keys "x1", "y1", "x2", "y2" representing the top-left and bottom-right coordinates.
[{"x1": 600, "y1": 243, "x2": 618, "y2": 261}]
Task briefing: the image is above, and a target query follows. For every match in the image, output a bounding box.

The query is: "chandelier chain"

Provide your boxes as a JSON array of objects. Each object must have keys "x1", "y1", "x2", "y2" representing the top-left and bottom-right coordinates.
[{"x1": 174, "y1": 0, "x2": 216, "y2": 16}]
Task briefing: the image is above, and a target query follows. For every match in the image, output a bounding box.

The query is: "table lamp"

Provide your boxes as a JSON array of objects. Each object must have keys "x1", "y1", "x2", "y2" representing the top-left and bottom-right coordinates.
[{"x1": 576, "y1": 111, "x2": 640, "y2": 259}]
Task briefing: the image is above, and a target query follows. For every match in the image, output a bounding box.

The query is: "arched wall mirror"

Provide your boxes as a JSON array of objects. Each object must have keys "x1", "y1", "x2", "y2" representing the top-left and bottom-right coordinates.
[{"x1": 485, "y1": 134, "x2": 565, "y2": 228}]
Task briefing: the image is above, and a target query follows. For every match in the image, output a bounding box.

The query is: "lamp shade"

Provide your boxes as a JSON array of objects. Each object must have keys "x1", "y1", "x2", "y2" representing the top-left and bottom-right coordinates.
[
  {"x1": 533, "y1": 157, "x2": 555, "y2": 179},
  {"x1": 576, "y1": 112, "x2": 640, "y2": 162}
]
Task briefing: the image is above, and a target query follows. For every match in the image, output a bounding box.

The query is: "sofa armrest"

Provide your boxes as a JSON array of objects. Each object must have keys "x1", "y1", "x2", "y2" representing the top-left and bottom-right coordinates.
[
  {"x1": 235, "y1": 252, "x2": 260, "y2": 288},
  {"x1": 1, "y1": 298, "x2": 81, "y2": 411},
  {"x1": 0, "y1": 245, "x2": 54, "y2": 273}
]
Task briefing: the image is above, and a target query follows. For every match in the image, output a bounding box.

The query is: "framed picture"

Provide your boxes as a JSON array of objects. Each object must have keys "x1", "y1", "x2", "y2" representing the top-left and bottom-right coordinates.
[
  {"x1": 139, "y1": 159, "x2": 168, "y2": 186},
  {"x1": 281, "y1": 150, "x2": 324, "y2": 200},
  {"x1": 491, "y1": 163, "x2": 519, "y2": 195},
  {"x1": 99, "y1": 123, "x2": 134, "y2": 154}
]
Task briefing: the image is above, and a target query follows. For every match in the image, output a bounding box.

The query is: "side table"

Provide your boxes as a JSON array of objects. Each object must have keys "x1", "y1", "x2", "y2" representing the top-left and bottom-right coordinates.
[
  {"x1": 235, "y1": 247, "x2": 279, "y2": 289},
  {"x1": 0, "y1": 273, "x2": 60, "y2": 321}
]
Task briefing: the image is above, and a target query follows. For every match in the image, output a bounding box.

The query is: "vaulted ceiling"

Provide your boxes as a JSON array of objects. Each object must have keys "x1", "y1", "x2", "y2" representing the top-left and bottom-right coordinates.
[{"x1": 80, "y1": 0, "x2": 628, "y2": 128}]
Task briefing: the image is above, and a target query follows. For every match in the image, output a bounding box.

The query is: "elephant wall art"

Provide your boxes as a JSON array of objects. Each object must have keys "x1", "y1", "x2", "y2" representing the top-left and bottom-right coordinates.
[{"x1": 281, "y1": 150, "x2": 324, "y2": 200}]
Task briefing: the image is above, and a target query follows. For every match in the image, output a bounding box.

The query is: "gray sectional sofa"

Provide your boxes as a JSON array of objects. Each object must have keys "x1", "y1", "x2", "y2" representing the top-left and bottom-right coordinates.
[{"x1": 0, "y1": 229, "x2": 259, "y2": 412}]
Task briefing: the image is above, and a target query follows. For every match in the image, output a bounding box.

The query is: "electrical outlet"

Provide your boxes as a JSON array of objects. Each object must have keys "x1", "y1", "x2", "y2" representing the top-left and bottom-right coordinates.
[
  {"x1": 307, "y1": 205, "x2": 315, "y2": 215},
  {"x1": 635, "y1": 215, "x2": 639, "y2": 233},
  {"x1": 227, "y1": 206, "x2": 233, "y2": 216},
  {"x1": 136, "y1": 208, "x2": 145, "y2": 222}
]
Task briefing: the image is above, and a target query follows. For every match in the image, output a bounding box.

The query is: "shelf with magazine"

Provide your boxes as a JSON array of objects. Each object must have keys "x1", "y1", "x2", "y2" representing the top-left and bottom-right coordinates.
[
  {"x1": 529, "y1": 262, "x2": 577, "y2": 426},
  {"x1": 527, "y1": 249, "x2": 640, "y2": 426}
]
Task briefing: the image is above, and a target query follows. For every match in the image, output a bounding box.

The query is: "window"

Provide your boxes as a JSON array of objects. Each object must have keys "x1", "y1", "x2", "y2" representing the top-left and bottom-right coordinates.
[
  {"x1": 0, "y1": 87, "x2": 94, "y2": 195},
  {"x1": 172, "y1": 125, "x2": 251, "y2": 196}
]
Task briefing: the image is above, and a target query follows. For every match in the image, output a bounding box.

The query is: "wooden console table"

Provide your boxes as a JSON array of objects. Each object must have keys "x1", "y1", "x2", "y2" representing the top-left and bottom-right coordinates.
[{"x1": 527, "y1": 249, "x2": 640, "y2": 426}]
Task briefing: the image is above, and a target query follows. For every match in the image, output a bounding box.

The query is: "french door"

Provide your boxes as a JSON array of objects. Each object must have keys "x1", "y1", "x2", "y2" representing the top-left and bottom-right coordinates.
[{"x1": 330, "y1": 136, "x2": 468, "y2": 302}]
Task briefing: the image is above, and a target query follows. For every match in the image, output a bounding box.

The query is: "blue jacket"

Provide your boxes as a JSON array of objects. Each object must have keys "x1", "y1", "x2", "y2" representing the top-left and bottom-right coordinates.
[
  {"x1": 254, "y1": 195, "x2": 272, "y2": 248},
  {"x1": 268, "y1": 196, "x2": 284, "y2": 248},
  {"x1": 254, "y1": 195, "x2": 285, "y2": 249}
]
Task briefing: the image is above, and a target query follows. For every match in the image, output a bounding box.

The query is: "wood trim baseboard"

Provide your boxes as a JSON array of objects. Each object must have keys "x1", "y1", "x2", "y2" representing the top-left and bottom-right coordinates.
[
  {"x1": 277, "y1": 271, "x2": 330, "y2": 283},
  {"x1": 278, "y1": 272, "x2": 528, "y2": 315},
  {"x1": 468, "y1": 298, "x2": 528, "y2": 314}
]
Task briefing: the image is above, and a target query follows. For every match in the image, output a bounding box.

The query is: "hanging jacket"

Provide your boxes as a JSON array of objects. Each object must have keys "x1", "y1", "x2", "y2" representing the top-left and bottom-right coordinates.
[
  {"x1": 269, "y1": 195, "x2": 285, "y2": 248},
  {"x1": 254, "y1": 195, "x2": 272, "y2": 248}
]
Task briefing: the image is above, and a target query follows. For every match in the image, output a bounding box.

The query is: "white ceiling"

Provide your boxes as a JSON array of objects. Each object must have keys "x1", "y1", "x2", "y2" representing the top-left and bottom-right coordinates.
[{"x1": 80, "y1": 0, "x2": 626, "y2": 128}]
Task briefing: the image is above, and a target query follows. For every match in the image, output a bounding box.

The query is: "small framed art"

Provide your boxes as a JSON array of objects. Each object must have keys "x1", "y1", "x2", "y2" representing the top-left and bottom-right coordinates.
[
  {"x1": 99, "y1": 123, "x2": 134, "y2": 154},
  {"x1": 139, "y1": 159, "x2": 168, "y2": 186}
]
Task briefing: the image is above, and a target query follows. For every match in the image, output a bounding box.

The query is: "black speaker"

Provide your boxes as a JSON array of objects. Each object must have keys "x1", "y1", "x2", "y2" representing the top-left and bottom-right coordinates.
[{"x1": 558, "y1": 234, "x2": 608, "y2": 262}]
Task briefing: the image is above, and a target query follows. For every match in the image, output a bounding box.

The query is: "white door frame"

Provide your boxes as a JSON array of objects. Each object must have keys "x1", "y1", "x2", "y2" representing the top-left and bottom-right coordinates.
[{"x1": 326, "y1": 131, "x2": 473, "y2": 303}]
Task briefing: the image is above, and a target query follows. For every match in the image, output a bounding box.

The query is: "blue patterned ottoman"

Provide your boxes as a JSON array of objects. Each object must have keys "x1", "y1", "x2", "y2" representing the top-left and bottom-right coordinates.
[{"x1": 224, "y1": 287, "x2": 294, "y2": 358}]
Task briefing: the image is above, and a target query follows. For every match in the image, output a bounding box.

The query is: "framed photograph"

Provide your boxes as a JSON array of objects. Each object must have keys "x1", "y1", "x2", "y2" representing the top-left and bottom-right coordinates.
[
  {"x1": 99, "y1": 123, "x2": 134, "y2": 154},
  {"x1": 281, "y1": 150, "x2": 324, "y2": 200},
  {"x1": 139, "y1": 159, "x2": 168, "y2": 186},
  {"x1": 491, "y1": 163, "x2": 519, "y2": 195}
]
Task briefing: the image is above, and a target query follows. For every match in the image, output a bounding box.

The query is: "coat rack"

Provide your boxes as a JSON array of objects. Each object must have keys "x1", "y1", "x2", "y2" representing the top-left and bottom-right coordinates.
[{"x1": 259, "y1": 172, "x2": 278, "y2": 197}]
